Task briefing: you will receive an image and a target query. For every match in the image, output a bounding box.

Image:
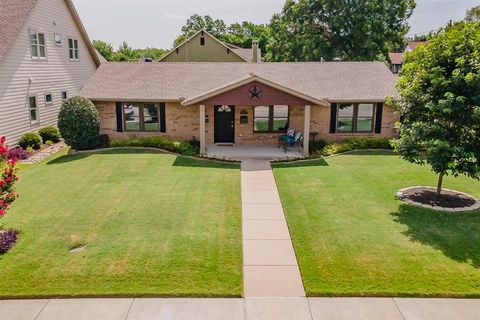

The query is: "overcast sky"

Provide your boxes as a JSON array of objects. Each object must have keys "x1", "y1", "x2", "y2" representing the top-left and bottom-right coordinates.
[{"x1": 72, "y1": 0, "x2": 479, "y2": 49}]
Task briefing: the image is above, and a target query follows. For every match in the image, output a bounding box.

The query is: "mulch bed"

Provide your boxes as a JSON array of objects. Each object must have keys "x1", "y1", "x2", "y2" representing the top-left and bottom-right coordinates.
[
  {"x1": 403, "y1": 187, "x2": 476, "y2": 208},
  {"x1": 397, "y1": 186, "x2": 480, "y2": 212}
]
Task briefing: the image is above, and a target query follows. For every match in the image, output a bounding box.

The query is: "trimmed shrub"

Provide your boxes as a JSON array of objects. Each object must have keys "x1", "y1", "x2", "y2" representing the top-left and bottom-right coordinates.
[
  {"x1": 38, "y1": 126, "x2": 61, "y2": 143},
  {"x1": 309, "y1": 139, "x2": 327, "y2": 153},
  {"x1": 8, "y1": 147, "x2": 31, "y2": 160},
  {"x1": 19, "y1": 132, "x2": 42, "y2": 150},
  {"x1": 0, "y1": 229, "x2": 18, "y2": 254},
  {"x1": 110, "y1": 137, "x2": 200, "y2": 156},
  {"x1": 321, "y1": 138, "x2": 393, "y2": 156},
  {"x1": 98, "y1": 134, "x2": 110, "y2": 148},
  {"x1": 58, "y1": 96, "x2": 100, "y2": 150}
]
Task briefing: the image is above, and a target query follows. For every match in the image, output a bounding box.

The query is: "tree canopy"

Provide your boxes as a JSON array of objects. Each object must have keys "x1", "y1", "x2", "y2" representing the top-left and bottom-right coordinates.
[
  {"x1": 392, "y1": 22, "x2": 480, "y2": 194},
  {"x1": 465, "y1": 5, "x2": 480, "y2": 22},
  {"x1": 92, "y1": 40, "x2": 167, "y2": 62},
  {"x1": 173, "y1": 14, "x2": 270, "y2": 54},
  {"x1": 267, "y1": 0, "x2": 415, "y2": 62}
]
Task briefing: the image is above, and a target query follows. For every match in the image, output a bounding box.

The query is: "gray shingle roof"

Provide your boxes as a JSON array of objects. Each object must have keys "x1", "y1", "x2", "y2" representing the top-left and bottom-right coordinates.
[
  {"x1": 80, "y1": 61, "x2": 398, "y2": 103},
  {"x1": 0, "y1": 0, "x2": 38, "y2": 61}
]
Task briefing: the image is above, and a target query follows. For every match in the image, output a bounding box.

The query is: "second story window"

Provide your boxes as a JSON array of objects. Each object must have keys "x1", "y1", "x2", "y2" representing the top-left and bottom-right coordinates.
[
  {"x1": 68, "y1": 38, "x2": 79, "y2": 60},
  {"x1": 30, "y1": 32, "x2": 46, "y2": 58}
]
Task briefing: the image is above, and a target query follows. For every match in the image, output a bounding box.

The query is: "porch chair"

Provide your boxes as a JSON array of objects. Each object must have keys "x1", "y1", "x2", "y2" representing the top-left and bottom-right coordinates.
[
  {"x1": 283, "y1": 131, "x2": 303, "y2": 153},
  {"x1": 278, "y1": 128, "x2": 295, "y2": 148}
]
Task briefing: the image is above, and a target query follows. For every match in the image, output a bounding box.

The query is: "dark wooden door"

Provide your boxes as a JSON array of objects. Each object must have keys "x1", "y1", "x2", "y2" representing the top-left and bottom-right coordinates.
[{"x1": 214, "y1": 105, "x2": 235, "y2": 143}]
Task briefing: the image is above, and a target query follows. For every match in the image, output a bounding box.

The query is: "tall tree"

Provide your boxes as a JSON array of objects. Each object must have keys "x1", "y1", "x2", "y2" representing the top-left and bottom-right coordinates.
[
  {"x1": 465, "y1": 5, "x2": 480, "y2": 22},
  {"x1": 267, "y1": 0, "x2": 416, "y2": 62},
  {"x1": 92, "y1": 40, "x2": 114, "y2": 61},
  {"x1": 174, "y1": 14, "x2": 227, "y2": 46},
  {"x1": 111, "y1": 42, "x2": 139, "y2": 61},
  {"x1": 392, "y1": 22, "x2": 480, "y2": 195}
]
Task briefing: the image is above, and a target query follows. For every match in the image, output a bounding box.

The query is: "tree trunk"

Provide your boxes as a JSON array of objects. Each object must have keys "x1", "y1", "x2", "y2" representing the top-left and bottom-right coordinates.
[{"x1": 436, "y1": 173, "x2": 444, "y2": 196}]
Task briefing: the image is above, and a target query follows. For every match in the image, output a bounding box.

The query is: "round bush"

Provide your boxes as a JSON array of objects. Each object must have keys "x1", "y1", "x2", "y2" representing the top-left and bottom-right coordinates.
[
  {"x1": 19, "y1": 132, "x2": 42, "y2": 150},
  {"x1": 58, "y1": 96, "x2": 100, "y2": 150},
  {"x1": 38, "y1": 126, "x2": 61, "y2": 143}
]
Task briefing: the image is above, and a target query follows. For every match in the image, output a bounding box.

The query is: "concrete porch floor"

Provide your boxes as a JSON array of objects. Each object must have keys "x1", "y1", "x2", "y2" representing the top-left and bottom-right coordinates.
[{"x1": 206, "y1": 144, "x2": 305, "y2": 161}]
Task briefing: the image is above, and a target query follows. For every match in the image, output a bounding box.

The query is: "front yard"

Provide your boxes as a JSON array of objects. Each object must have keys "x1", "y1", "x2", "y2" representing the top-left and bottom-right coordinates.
[
  {"x1": 0, "y1": 149, "x2": 242, "y2": 298},
  {"x1": 273, "y1": 151, "x2": 480, "y2": 297}
]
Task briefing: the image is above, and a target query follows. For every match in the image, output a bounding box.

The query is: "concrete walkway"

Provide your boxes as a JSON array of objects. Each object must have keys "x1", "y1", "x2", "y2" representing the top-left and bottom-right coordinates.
[
  {"x1": 241, "y1": 159, "x2": 305, "y2": 297},
  {"x1": 1, "y1": 297, "x2": 479, "y2": 320}
]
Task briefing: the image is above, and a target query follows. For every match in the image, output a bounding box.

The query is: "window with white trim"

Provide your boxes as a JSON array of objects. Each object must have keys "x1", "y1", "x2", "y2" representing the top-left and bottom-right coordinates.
[
  {"x1": 68, "y1": 38, "x2": 79, "y2": 60},
  {"x1": 29, "y1": 96, "x2": 38, "y2": 122},
  {"x1": 30, "y1": 32, "x2": 46, "y2": 58},
  {"x1": 45, "y1": 93, "x2": 53, "y2": 105}
]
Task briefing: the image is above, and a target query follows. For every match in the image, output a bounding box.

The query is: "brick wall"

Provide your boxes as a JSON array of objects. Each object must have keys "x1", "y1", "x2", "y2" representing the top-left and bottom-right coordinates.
[{"x1": 94, "y1": 101, "x2": 398, "y2": 144}]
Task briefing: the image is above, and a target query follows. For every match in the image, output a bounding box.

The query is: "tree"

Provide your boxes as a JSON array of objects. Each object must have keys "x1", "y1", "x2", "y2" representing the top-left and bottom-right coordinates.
[
  {"x1": 0, "y1": 137, "x2": 19, "y2": 218},
  {"x1": 267, "y1": 0, "x2": 416, "y2": 62},
  {"x1": 174, "y1": 14, "x2": 227, "y2": 46},
  {"x1": 392, "y1": 22, "x2": 480, "y2": 195},
  {"x1": 92, "y1": 40, "x2": 114, "y2": 61},
  {"x1": 111, "y1": 42, "x2": 139, "y2": 61},
  {"x1": 58, "y1": 97, "x2": 100, "y2": 150},
  {"x1": 465, "y1": 5, "x2": 480, "y2": 22}
]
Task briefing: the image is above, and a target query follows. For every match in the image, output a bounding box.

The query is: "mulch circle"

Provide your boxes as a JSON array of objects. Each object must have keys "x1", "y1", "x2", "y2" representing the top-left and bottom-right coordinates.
[{"x1": 397, "y1": 186, "x2": 480, "y2": 212}]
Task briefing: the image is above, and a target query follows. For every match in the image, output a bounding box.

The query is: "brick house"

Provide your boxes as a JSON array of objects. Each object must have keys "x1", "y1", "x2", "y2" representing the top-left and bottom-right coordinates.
[{"x1": 80, "y1": 61, "x2": 398, "y2": 156}]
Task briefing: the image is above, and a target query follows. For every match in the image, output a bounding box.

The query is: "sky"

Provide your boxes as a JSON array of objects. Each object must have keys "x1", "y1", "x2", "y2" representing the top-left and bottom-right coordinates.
[{"x1": 72, "y1": 0, "x2": 479, "y2": 49}]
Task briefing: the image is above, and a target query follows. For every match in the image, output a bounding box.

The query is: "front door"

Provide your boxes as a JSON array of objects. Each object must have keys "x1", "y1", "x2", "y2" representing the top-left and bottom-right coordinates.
[{"x1": 214, "y1": 105, "x2": 235, "y2": 143}]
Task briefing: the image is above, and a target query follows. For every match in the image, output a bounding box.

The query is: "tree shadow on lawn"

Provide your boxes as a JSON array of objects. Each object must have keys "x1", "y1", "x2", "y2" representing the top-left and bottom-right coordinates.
[
  {"x1": 272, "y1": 158, "x2": 329, "y2": 168},
  {"x1": 392, "y1": 204, "x2": 480, "y2": 268},
  {"x1": 172, "y1": 156, "x2": 240, "y2": 169},
  {"x1": 339, "y1": 150, "x2": 397, "y2": 156}
]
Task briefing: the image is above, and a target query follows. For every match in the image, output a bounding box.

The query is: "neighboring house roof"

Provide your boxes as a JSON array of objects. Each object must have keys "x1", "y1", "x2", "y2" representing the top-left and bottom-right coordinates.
[
  {"x1": 0, "y1": 0, "x2": 100, "y2": 66},
  {"x1": 389, "y1": 52, "x2": 403, "y2": 65},
  {"x1": 159, "y1": 29, "x2": 260, "y2": 63},
  {"x1": 406, "y1": 41, "x2": 427, "y2": 51},
  {"x1": 80, "y1": 61, "x2": 397, "y2": 103}
]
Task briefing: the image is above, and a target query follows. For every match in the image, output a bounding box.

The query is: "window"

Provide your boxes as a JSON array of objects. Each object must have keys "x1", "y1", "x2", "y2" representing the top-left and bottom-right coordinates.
[
  {"x1": 200, "y1": 37, "x2": 205, "y2": 46},
  {"x1": 45, "y1": 93, "x2": 53, "y2": 104},
  {"x1": 68, "y1": 38, "x2": 79, "y2": 60},
  {"x1": 54, "y1": 33, "x2": 62, "y2": 46},
  {"x1": 337, "y1": 103, "x2": 375, "y2": 133},
  {"x1": 124, "y1": 103, "x2": 165, "y2": 132},
  {"x1": 30, "y1": 32, "x2": 46, "y2": 58},
  {"x1": 254, "y1": 105, "x2": 289, "y2": 132},
  {"x1": 29, "y1": 96, "x2": 38, "y2": 122},
  {"x1": 61, "y1": 91, "x2": 68, "y2": 101}
]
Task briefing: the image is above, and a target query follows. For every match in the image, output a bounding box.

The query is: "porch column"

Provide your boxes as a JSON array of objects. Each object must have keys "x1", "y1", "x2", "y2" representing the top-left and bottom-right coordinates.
[
  {"x1": 200, "y1": 104, "x2": 206, "y2": 155},
  {"x1": 303, "y1": 105, "x2": 311, "y2": 156}
]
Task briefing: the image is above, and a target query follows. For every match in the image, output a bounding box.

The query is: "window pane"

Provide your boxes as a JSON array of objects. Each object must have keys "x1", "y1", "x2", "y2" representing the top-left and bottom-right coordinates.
[
  {"x1": 254, "y1": 118, "x2": 269, "y2": 131},
  {"x1": 273, "y1": 105, "x2": 289, "y2": 117},
  {"x1": 338, "y1": 104, "x2": 354, "y2": 117},
  {"x1": 29, "y1": 97, "x2": 37, "y2": 121},
  {"x1": 39, "y1": 46, "x2": 46, "y2": 57},
  {"x1": 357, "y1": 118, "x2": 373, "y2": 132},
  {"x1": 337, "y1": 118, "x2": 353, "y2": 132},
  {"x1": 45, "y1": 94, "x2": 52, "y2": 103},
  {"x1": 62, "y1": 92, "x2": 67, "y2": 100},
  {"x1": 358, "y1": 104, "x2": 374, "y2": 117},
  {"x1": 254, "y1": 106, "x2": 269, "y2": 117},
  {"x1": 273, "y1": 118, "x2": 288, "y2": 131},
  {"x1": 30, "y1": 109, "x2": 37, "y2": 121},
  {"x1": 124, "y1": 103, "x2": 140, "y2": 131},
  {"x1": 74, "y1": 39, "x2": 78, "y2": 49},
  {"x1": 144, "y1": 104, "x2": 159, "y2": 132},
  {"x1": 31, "y1": 45, "x2": 38, "y2": 57},
  {"x1": 38, "y1": 33, "x2": 45, "y2": 45},
  {"x1": 30, "y1": 33, "x2": 38, "y2": 45},
  {"x1": 74, "y1": 49, "x2": 79, "y2": 59},
  {"x1": 69, "y1": 49, "x2": 74, "y2": 59},
  {"x1": 68, "y1": 39, "x2": 73, "y2": 48}
]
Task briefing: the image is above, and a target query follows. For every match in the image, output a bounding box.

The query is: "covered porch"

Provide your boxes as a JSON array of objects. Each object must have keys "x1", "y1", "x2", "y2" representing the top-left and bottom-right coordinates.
[{"x1": 181, "y1": 74, "x2": 328, "y2": 158}]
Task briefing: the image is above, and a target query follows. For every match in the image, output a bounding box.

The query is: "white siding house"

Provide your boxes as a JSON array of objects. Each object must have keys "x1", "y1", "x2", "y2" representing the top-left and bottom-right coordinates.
[{"x1": 0, "y1": 0, "x2": 100, "y2": 145}]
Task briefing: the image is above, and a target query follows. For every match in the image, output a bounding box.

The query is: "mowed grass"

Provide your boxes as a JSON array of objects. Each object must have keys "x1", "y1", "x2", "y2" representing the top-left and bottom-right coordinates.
[
  {"x1": 0, "y1": 149, "x2": 242, "y2": 298},
  {"x1": 273, "y1": 151, "x2": 480, "y2": 297}
]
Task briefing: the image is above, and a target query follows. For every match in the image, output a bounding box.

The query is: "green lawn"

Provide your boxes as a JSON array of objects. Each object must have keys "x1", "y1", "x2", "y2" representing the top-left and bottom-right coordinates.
[
  {"x1": 273, "y1": 151, "x2": 480, "y2": 297},
  {"x1": 0, "y1": 149, "x2": 242, "y2": 298}
]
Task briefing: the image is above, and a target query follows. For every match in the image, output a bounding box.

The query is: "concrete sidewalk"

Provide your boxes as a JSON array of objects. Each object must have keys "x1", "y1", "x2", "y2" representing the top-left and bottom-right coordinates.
[{"x1": 1, "y1": 297, "x2": 479, "y2": 320}]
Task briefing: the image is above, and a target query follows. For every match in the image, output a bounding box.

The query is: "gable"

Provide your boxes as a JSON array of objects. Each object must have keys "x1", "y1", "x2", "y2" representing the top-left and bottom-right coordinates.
[{"x1": 160, "y1": 31, "x2": 246, "y2": 62}]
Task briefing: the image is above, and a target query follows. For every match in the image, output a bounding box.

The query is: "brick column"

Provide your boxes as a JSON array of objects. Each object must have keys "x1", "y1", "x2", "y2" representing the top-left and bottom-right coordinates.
[
  {"x1": 303, "y1": 105, "x2": 310, "y2": 156},
  {"x1": 200, "y1": 104, "x2": 206, "y2": 155}
]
